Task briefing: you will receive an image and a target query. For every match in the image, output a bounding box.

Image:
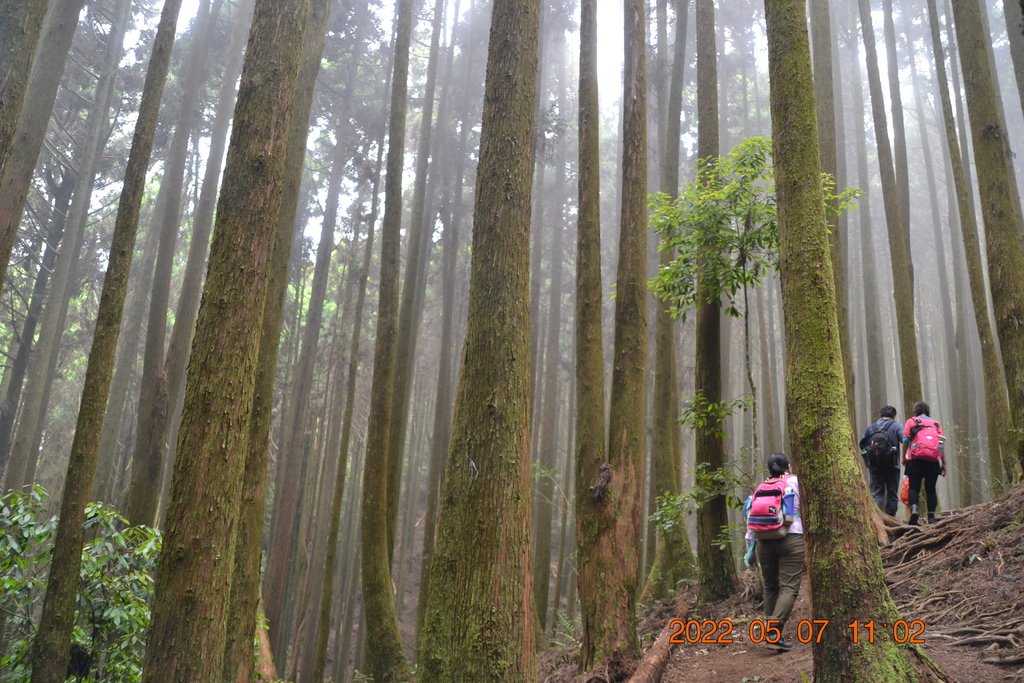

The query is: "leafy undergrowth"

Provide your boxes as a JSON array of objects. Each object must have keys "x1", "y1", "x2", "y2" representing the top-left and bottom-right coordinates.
[{"x1": 541, "y1": 485, "x2": 1024, "y2": 682}]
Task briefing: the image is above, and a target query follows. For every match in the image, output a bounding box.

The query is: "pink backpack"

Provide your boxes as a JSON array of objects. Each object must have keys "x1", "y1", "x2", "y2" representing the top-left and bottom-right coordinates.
[
  {"x1": 908, "y1": 417, "x2": 943, "y2": 462},
  {"x1": 746, "y1": 477, "x2": 797, "y2": 540}
]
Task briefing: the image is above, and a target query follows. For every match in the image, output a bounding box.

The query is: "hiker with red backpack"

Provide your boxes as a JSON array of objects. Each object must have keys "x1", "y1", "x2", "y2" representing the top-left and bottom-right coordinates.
[
  {"x1": 859, "y1": 405, "x2": 903, "y2": 516},
  {"x1": 744, "y1": 453, "x2": 804, "y2": 652},
  {"x1": 902, "y1": 401, "x2": 946, "y2": 525}
]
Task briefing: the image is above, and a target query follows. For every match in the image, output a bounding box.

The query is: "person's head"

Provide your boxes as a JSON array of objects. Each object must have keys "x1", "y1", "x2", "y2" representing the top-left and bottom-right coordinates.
[
  {"x1": 879, "y1": 405, "x2": 897, "y2": 419},
  {"x1": 768, "y1": 453, "x2": 790, "y2": 477},
  {"x1": 912, "y1": 401, "x2": 930, "y2": 417}
]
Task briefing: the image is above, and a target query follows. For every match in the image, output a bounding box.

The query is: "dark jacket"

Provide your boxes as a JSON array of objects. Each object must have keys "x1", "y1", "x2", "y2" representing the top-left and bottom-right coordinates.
[{"x1": 859, "y1": 418, "x2": 902, "y2": 469}]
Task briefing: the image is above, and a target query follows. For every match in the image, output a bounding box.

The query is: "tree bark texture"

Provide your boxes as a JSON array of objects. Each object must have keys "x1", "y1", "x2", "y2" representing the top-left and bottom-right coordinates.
[
  {"x1": 140, "y1": 0, "x2": 310, "y2": 677},
  {"x1": 951, "y1": 0, "x2": 1024, "y2": 477},
  {"x1": 765, "y1": 1, "x2": 943, "y2": 679},
  {"x1": 418, "y1": 0, "x2": 540, "y2": 678}
]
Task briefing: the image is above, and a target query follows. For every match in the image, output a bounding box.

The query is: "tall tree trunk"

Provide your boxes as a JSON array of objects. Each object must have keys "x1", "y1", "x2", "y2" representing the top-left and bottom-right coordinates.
[
  {"x1": 0, "y1": 175, "x2": 72, "y2": 468},
  {"x1": 2, "y1": 0, "x2": 130, "y2": 490},
  {"x1": 358, "y1": 0, "x2": 416, "y2": 673},
  {"x1": 386, "y1": 0, "x2": 446, "y2": 557},
  {"x1": 575, "y1": 0, "x2": 609, "y2": 671},
  {"x1": 417, "y1": 0, "x2": 540, "y2": 677},
  {"x1": 643, "y1": 0, "x2": 694, "y2": 605},
  {"x1": 1005, "y1": 0, "x2": 1024, "y2": 114},
  {"x1": 0, "y1": 0, "x2": 50, "y2": 290},
  {"x1": 857, "y1": 0, "x2": 922, "y2": 415},
  {"x1": 0, "y1": 0, "x2": 85, "y2": 296},
  {"x1": 951, "y1": 0, "x2": 1024, "y2": 477},
  {"x1": 140, "y1": 0, "x2": 311, "y2": 676},
  {"x1": 927, "y1": 0, "x2": 1014, "y2": 490},
  {"x1": 587, "y1": 0, "x2": 649, "y2": 666},
  {"x1": 764, "y1": 1, "x2": 946, "y2": 678},
  {"x1": 27, "y1": 0, "x2": 168, "y2": 676},
  {"x1": 258, "y1": 0, "x2": 333, "y2": 656},
  {"x1": 311, "y1": 152, "x2": 381, "y2": 683},
  {"x1": 694, "y1": 0, "x2": 735, "y2": 604},
  {"x1": 810, "y1": 0, "x2": 854, "y2": 422},
  {"x1": 158, "y1": 0, "x2": 254, "y2": 502},
  {"x1": 125, "y1": 0, "x2": 219, "y2": 526}
]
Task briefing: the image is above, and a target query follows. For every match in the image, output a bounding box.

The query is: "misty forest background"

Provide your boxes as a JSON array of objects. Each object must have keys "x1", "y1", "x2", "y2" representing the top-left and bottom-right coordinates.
[{"x1": 1, "y1": 0, "x2": 1024, "y2": 680}]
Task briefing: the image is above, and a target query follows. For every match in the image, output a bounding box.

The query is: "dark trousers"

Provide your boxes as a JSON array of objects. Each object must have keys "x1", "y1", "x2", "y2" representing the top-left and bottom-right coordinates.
[
  {"x1": 755, "y1": 533, "x2": 805, "y2": 629},
  {"x1": 905, "y1": 459, "x2": 941, "y2": 515},
  {"x1": 868, "y1": 465, "x2": 900, "y2": 516}
]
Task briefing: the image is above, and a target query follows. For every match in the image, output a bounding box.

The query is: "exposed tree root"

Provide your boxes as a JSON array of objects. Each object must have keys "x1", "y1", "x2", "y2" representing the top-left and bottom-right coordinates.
[{"x1": 882, "y1": 485, "x2": 1024, "y2": 669}]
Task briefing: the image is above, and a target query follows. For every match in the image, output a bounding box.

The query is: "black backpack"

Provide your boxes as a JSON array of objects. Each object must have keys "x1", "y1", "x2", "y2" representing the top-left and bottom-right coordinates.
[{"x1": 862, "y1": 422, "x2": 897, "y2": 469}]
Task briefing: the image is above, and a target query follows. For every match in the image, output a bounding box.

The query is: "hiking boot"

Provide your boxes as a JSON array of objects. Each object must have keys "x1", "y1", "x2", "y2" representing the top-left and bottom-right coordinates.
[
  {"x1": 927, "y1": 513, "x2": 936, "y2": 524},
  {"x1": 909, "y1": 505, "x2": 919, "y2": 526},
  {"x1": 771, "y1": 638, "x2": 794, "y2": 653}
]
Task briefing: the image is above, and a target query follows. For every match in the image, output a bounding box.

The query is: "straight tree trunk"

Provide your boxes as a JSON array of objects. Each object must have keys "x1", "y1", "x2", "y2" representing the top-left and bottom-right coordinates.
[
  {"x1": 857, "y1": 0, "x2": 922, "y2": 415},
  {"x1": 27, "y1": 0, "x2": 169, "y2": 677},
  {"x1": 226, "y1": 0, "x2": 332, "y2": 672},
  {"x1": 810, "y1": 0, "x2": 854, "y2": 422},
  {"x1": 694, "y1": 0, "x2": 736, "y2": 604},
  {"x1": 140, "y1": 0, "x2": 311, "y2": 677},
  {"x1": 643, "y1": 0, "x2": 694, "y2": 605},
  {"x1": 258, "y1": 0, "x2": 334, "y2": 655},
  {"x1": 763, "y1": 1, "x2": 945, "y2": 678},
  {"x1": 951, "y1": 0, "x2": 1024, "y2": 476},
  {"x1": 0, "y1": 176, "x2": 72, "y2": 469},
  {"x1": 417, "y1": 0, "x2": 540, "y2": 677},
  {"x1": 386, "y1": 0, "x2": 446, "y2": 556},
  {"x1": 927, "y1": 0, "x2": 1014, "y2": 489},
  {"x1": 587, "y1": 0, "x2": 649, "y2": 667},
  {"x1": 358, "y1": 0, "x2": 416, "y2": 673},
  {"x1": 126, "y1": 0, "x2": 218, "y2": 527},
  {"x1": 0, "y1": 0, "x2": 86, "y2": 297},
  {"x1": 1005, "y1": 0, "x2": 1024, "y2": 114},
  {"x1": 3, "y1": 0, "x2": 130, "y2": 490},
  {"x1": 0, "y1": 0, "x2": 50, "y2": 289}
]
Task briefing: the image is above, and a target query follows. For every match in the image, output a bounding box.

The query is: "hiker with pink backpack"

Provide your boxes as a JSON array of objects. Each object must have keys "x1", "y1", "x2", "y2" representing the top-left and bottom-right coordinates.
[
  {"x1": 902, "y1": 401, "x2": 946, "y2": 526},
  {"x1": 744, "y1": 453, "x2": 804, "y2": 652}
]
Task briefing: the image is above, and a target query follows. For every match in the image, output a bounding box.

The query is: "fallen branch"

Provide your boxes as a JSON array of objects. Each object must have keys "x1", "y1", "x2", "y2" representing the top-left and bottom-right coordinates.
[{"x1": 627, "y1": 623, "x2": 675, "y2": 683}]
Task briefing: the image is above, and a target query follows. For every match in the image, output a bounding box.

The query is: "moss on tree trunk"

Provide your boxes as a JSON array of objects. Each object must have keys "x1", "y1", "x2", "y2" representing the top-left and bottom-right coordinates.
[
  {"x1": 765, "y1": 1, "x2": 946, "y2": 679},
  {"x1": 140, "y1": 0, "x2": 310, "y2": 678},
  {"x1": 418, "y1": 0, "x2": 540, "y2": 678}
]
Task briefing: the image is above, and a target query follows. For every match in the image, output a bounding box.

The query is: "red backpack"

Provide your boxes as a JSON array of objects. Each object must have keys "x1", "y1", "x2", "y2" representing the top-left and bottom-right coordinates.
[
  {"x1": 908, "y1": 417, "x2": 943, "y2": 461},
  {"x1": 746, "y1": 477, "x2": 797, "y2": 540}
]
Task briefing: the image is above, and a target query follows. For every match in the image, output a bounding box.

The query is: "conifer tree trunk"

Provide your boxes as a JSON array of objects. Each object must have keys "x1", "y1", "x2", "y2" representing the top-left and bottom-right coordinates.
[
  {"x1": 224, "y1": 0, "x2": 331, "y2": 670},
  {"x1": 810, "y1": 0, "x2": 854, "y2": 422},
  {"x1": 857, "y1": 0, "x2": 922, "y2": 414},
  {"x1": 694, "y1": 0, "x2": 735, "y2": 604},
  {"x1": 27, "y1": 0, "x2": 170, "y2": 676},
  {"x1": 643, "y1": 0, "x2": 694, "y2": 604},
  {"x1": 951, "y1": 0, "x2": 1024, "y2": 476},
  {"x1": 257, "y1": 0, "x2": 333, "y2": 655},
  {"x1": 417, "y1": 0, "x2": 540, "y2": 677},
  {"x1": 1005, "y1": 0, "x2": 1024, "y2": 113},
  {"x1": 0, "y1": 0, "x2": 85, "y2": 295},
  {"x1": 574, "y1": 3, "x2": 609, "y2": 668},
  {"x1": 764, "y1": 1, "x2": 945, "y2": 678},
  {"x1": 3, "y1": 0, "x2": 133, "y2": 490},
  {"x1": 386, "y1": 0, "x2": 446, "y2": 556},
  {"x1": 926, "y1": 0, "x2": 1014, "y2": 488},
  {"x1": 140, "y1": 0, "x2": 311, "y2": 677},
  {"x1": 358, "y1": 0, "x2": 416, "y2": 673},
  {"x1": 126, "y1": 0, "x2": 219, "y2": 526},
  {"x1": 0, "y1": 0, "x2": 50, "y2": 289}
]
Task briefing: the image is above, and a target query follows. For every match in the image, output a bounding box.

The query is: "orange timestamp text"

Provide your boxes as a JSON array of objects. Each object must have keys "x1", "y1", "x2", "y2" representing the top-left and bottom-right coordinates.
[{"x1": 667, "y1": 618, "x2": 928, "y2": 645}]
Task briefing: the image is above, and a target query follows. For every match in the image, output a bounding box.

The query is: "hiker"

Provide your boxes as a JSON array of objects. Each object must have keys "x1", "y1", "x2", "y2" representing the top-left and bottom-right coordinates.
[
  {"x1": 745, "y1": 453, "x2": 804, "y2": 652},
  {"x1": 859, "y1": 405, "x2": 902, "y2": 516},
  {"x1": 902, "y1": 401, "x2": 946, "y2": 525}
]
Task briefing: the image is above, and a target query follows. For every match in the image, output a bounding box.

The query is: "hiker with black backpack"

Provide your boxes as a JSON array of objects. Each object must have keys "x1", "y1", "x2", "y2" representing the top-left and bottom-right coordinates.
[
  {"x1": 902, "y1": 401, "x2": 946, "y2": 525},
  {"x1": 744, "y1": 453, "x2": 804, "y2": 653},
  {"x1": 859, "y1": 405, "x2": 902, "y2": 516}
]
